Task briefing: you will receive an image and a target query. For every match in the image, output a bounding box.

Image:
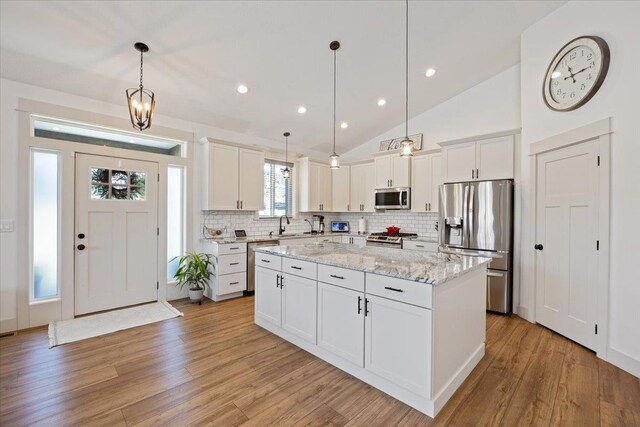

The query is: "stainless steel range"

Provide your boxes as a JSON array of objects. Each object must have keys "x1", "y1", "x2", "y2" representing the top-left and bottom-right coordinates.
[{"x1": 366, "y1": 232, "x2": 418, "y2": 248}]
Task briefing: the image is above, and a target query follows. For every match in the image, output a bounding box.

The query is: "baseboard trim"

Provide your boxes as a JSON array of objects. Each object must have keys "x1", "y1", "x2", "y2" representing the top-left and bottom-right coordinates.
[
  {"x1": 606, "y1": 346, "x2": 640, "y2": 378},
  {"x1": 517, "y1": 305, "x2": 534, "y2": 323},
  {"x1": 0, "y1": 318, "x2": 17, "y2": 334}
]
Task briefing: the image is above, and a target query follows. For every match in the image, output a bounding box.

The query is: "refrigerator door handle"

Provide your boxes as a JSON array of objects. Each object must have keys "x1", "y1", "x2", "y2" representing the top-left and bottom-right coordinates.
[
  {"x1": 462, "y1": 184, "x2": 469, "y2": 247},
  {"x1": 487, "y1": 271, "x2": 504, "y2": 277},
  {"x1": 468, "y1": 184, "x2": 475, "y2": 248}
]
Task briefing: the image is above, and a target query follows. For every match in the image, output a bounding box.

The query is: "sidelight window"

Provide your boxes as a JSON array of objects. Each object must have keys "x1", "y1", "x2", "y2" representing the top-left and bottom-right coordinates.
[{"x1": 260, "y1": 160, "x2": 293, "y2": 218}]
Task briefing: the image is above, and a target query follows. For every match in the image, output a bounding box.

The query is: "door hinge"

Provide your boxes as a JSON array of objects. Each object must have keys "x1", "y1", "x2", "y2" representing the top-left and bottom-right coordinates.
[
  {"x1": 597, "y1": 156, "x2": 600, "y2": 166},
  {"x1": 595, "y1": 324, "x2": 598, "y2": 335},
  {"x1": 157, "y1": 281, "x2": 159, "y2": 290},
  {"x1": 596, "y1": 240, "x2": 599, "y2": 250}
]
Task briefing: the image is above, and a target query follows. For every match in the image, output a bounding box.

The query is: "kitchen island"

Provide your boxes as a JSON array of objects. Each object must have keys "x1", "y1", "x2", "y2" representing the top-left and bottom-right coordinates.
[{"x1": 254, "y1": 243, "x2": 490, "y2": 417}]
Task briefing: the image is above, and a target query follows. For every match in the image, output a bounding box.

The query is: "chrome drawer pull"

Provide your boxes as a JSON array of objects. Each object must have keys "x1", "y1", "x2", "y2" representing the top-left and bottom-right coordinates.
[
  {"x1": 330, "y1": 274, "x2": 345, "y2": 280},
  {"x1": 384, "y1": 286, "x2": 404, "y2": 293}
]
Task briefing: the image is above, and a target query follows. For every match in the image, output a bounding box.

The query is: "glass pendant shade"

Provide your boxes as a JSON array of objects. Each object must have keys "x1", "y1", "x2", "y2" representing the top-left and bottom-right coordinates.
[
  {"x1": 330, "y1": 153, "x2": 340, "y2": 169},
  {"x1": 126, "y1": 42, "x2": 155, "y2": 131},
  {"x1": 281, "y1": 166, "x2": 291, "y2": 179},
  {"x1": 400, "y1": 137, "x2": 414, "y2": 158},
  {"x1": 281, "y1": 131, "x2": 291, "y2": 179}
]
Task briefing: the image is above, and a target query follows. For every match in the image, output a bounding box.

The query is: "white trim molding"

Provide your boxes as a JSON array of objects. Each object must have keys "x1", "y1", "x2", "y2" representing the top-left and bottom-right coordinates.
[{"x1": 527, "y1": 117, "x2": 612, "y2": 364}]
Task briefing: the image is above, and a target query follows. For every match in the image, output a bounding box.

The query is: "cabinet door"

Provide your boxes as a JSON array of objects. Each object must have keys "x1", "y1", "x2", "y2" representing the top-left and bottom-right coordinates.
[
  {"x1": 428, "y1": 153, "x2": 442, "y2": 212},
  {"x1": 392, "y1": 156, "x2": 411, "y2": 188},
  {"x1": 443, "y1": 141, "x2": 475, "y2": 183},
  {"x1": 375, "y1": 156, "x2": 392, "y2": 188},
  {"x1": 281, "y1": 273, "x2": 317, "y2": 344},
  {"x1": 209, "y1": 144, "x2": 239, "y2": 210},
  {"x1": 255, "y1": 266, "x2": 281, "y2": 327},
  {"x1": 308, "y1": 163, "x2": 321, "y2": 211},
  {"x1": 318, "y1": 283, "x2": 365, "y2": 366},
  {"x1": 238, "y1": 149, "x2": 265, "y2": 211},
  {"x1": 341, "y1": 236, "x2": 351, "y2": 244},
  {"x1": 332, "y1": 166, "x2": 351, "y2": 212},
  {"x1": 350, "y1": 164, "x2": 364, "y2": 211},
  {"x1": 475, "y1": 136, "x2": 514, "y2": 180},
  {"x1": 351, "y1": 236, "x2": 367, "y2": 247},
  {"x1": 362, "y1": 163, "x2": 376, "y2": 212},
  {"x1": 411, "y1": 156, "x2": 429, "y2": 212},
  {"x1": 364, "y1": 294, "x2": 431, "y2": 397},
  {"x1": 318, "y1": 164, "x2": 333, "y2": 211}
]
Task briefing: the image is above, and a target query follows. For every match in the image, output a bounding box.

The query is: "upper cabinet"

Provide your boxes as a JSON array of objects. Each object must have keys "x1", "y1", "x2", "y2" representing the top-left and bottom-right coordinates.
[
  {"x1": 350, "y1": 162, "x2": 375, "y2": 212},
  {"x1": 299, "y1": 158, "x2": 333, "y2": 212},
  {"x1": 374, "y1": 153, "x2": 411, "y2": 189},
  {"x1": 411, "y1": 152, "x2": 442, "y2": 213},
  {"x1": 203, "y1": 142, "x2": 264, "y2": 210},
  {"x1": 332, "y1": 166, "x2": 350, "y2": 212},
  {"x1": 441, "y1": 135, "x2": 514, "y2": 183}
]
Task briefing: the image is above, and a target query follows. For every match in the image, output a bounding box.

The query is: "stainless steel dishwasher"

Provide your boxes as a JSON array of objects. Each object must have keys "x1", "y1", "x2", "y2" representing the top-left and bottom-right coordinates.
[{"x1": 247, "y1": 240, "x2": 279, "y2": 293}]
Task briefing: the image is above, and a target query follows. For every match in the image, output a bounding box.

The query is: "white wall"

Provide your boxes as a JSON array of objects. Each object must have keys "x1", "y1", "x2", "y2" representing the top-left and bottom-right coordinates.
[
  {"x1": 519, "y1": 0, "x2": 640, "y2": 375},
  {"x1": 0, "y1": 78, "x2": 326, "y2": 332},
  {"x1": 342, "y1": 64, "x2": 521, "y2": 160}
]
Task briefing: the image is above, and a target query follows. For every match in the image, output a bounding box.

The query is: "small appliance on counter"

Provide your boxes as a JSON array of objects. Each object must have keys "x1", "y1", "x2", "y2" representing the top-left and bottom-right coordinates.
[
  {"x1": 312, "y1": 215, "x2": 325, "y2": 233},
  {"x1": 358, "y1": 217, "x2": 367, "y2": 234},
  {"x1": 331, "y1": 221, "x2": 350, "y2": 232}
]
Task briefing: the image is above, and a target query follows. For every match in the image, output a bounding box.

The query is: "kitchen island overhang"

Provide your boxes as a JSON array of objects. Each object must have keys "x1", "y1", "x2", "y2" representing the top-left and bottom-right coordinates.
[{"x1": 253, "y1": 243, "x2": 490, "y2": 417}]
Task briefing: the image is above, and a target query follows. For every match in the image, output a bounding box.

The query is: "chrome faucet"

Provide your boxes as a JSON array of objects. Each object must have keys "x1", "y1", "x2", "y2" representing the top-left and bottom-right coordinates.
[{"x1": 279, "y1": 215, "x2": 290, "y2": 235}]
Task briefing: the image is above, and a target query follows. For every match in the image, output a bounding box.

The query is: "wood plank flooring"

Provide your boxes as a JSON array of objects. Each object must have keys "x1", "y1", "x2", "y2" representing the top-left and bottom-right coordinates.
[{"x1": 1, "y1": 296, "x2": 638, "y2": 426}]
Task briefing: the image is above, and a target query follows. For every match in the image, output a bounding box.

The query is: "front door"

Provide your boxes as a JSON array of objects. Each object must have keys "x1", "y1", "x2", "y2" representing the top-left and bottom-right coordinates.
[
  {"x1": 535, "y1": 139, "x2": 599, "y2": 350},
  {"x1": 75, "y1": 153, "x2": 159, "y2": 315}
]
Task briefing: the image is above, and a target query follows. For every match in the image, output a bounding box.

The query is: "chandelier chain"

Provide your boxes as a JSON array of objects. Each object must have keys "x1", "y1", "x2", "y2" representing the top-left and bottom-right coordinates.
[{"x1": 139, "y1": 50, "x2": 144, "y2": 88}]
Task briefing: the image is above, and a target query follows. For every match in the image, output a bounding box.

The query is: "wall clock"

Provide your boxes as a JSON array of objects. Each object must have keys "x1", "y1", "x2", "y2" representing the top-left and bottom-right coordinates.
[{"x1": 543, "y1": 35, "x2": 610, "y2": 112}]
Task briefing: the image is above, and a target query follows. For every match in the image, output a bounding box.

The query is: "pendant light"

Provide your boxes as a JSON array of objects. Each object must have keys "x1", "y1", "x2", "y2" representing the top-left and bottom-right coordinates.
[
  {"x1": 281, "y1": 132, "x2": 291, "y2": 180},
  {"x1": 126, "y1": 42, "x2": 156, "y2": 131},
  {"x1": 400, "y1": 0, "x2": 414, "y2": 158},
  {"x1": 329, "y1": 40, "x2": 341, "y2": 169}
]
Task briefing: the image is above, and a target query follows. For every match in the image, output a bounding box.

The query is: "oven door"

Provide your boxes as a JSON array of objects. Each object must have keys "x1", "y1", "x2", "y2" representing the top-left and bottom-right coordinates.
[{"x1": 374, "y1": 188, "x2": 410, "y2": 210}]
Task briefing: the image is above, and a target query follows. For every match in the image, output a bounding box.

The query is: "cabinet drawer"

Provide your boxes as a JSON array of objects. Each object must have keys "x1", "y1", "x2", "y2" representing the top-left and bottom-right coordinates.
[
  {"x1": 255, "y1": 253, "x2": 281, "y2": 271},
  {"x1": 218, "y1": 242, "x2": 247, "y2": 255},
  {"x1": 366, "y1": 273, "x2": 432, "y2": 309},
  {"x1": 318, "y1": 264, "x2": 365, "y2": 292},
  {"x1": 217, "y1": 253, "x2": 246, "y2": 274},
  {"x1": 403, "y1": 241, "x2": 438, "y2": 252},
  {"x1": 217, "y1": 272, "x2": 246, "y2": 295},
  {"x1": 282, "y1": 257, "x2": 317, "y2": 280}
]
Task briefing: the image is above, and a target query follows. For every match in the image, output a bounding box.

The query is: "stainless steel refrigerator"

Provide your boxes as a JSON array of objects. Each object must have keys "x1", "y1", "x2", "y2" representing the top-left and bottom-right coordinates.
[{"x1": 439, "y1": 180, "x2": 514, "y2": 313}]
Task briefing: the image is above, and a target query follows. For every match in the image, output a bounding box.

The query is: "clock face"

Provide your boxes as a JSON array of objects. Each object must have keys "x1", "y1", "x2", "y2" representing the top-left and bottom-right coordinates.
[{"x1": 543, "y1": 36, "x2": 610, "y2": 111}]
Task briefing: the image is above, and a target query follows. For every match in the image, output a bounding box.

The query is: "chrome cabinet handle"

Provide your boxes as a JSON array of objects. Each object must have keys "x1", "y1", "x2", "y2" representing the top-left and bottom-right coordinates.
[
  {"x1": 476, "y1": 169, "x2": 479, "y2": 179},
  {"x1": 357, "y1": 296, "x2": 362, "y2": 314},
  {"x1": 261, "y1": 259, "x2": 271, "y2": 263},
  {"x1": 487, "y1": 271, "x2": 504, "y2": 278},
  {"x1": 384, "y1": 286, "x2": 404, "y2": 293},
  {"x1": 240, "y1": 200, "x2": 243, "y2": 209},
  {"x1": 472, "y1": 169, "x2": 475, "y2": 179},
  {"x1": 291, "y1": 266, "x2": 302, "y2": 270},
  {"x1": 330, "y1": 274, "x2": 345, "y2": 280}
]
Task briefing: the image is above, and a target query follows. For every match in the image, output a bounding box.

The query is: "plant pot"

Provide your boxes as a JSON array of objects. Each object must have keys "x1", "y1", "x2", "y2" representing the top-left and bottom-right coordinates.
[{"x1": 188, "y1": 288, "x2": 204, "y2": 304}]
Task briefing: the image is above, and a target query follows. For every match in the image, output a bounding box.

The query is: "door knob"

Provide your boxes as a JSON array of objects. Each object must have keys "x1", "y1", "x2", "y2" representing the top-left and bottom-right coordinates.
[
  {"x1": 534, "y1": 244, "x2": 543, "y2": 251},
  {"x1": 77, "y1": 244, "x2": 86, "y2": 251}
]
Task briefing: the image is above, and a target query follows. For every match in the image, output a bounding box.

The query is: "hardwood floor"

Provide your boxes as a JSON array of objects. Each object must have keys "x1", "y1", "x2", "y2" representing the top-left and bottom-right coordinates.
[{"x1": 1, "y1": 296, "x2": 638, "y2": 426}]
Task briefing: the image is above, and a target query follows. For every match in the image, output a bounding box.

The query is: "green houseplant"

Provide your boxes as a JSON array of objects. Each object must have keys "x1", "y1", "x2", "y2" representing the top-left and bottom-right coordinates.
[{"x1": 172, "y1": 252, "x2": 215, "y2": 304}]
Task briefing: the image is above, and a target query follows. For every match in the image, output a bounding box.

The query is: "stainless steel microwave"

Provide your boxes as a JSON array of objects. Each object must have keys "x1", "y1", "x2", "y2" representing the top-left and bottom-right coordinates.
[{"x1": 374, "y1": 187, "x2": 411, "y2": 210}]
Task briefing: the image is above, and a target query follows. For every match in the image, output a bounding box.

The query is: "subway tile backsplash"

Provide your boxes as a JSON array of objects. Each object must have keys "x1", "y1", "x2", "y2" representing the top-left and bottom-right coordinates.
[{"x1": 201, "y1": 210, "x2": 438, "y2": 241}]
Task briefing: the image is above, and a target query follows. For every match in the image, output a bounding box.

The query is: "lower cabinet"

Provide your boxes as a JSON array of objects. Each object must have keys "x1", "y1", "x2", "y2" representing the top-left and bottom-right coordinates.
[
  {"x1": 317, "y1": 282, "x2": 365, "y2": 366},
  {"x1": 364, "y1": 294, "x2": 432, "y2": 398},
  {"x1": 281, "y1": 273, "x2": 317, "y2": 344},
  {"x1": 255, "y1": 266, "x2": 317, "y2": 344},
  {"x1": 341, "y1": 235, "x2": 367, "y2": 247}
]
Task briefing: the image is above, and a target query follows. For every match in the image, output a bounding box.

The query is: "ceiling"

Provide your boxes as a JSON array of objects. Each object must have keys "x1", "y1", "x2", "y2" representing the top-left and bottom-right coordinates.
[{"x1": 1, "y1": 1, "x2": 564, "y2": 154}]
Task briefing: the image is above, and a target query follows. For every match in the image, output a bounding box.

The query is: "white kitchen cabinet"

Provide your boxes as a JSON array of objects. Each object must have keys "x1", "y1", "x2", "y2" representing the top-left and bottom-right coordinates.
[
  {"x1": 350, "y1": 162, "x2": 375, "y2": 212},
  {"x1": 374, "y1": 154, "x2": 411, "y2": 189},
  {"x1": 411, "y1": 152, "x2": 441, "y2": 213},
  {"x1": 441, "y1": 135, "x2": 514, "y2": 183},
  {"x1": 332, "y1": 166, "x2": 351, "y2": 212},
  {"x1": 281, "y1": 273, "x2": 317, "y2": 344},
  {"x1": 364, "y1": 294, "x2": 432, "y2": 397},
  {"x1": 203, "y1": 142, "x2": 264, "y2": 210},
  {"x1": 317, "y1": 282, "x2": 365, "y2": 366},
  {"x1": 402, "y1": 240, "x2": 438, "y2": 252},
  {"x1": 255, "y1": 266, "x2": 281, "y2": 327},
  {"x1": 202, "y1": 241, "x2": 247, "y2": 301},
  {"x1": 299, "y1": 158, "x2": 333, "y2": 212},
  {"x1": 341, "y1": 235, "x2": 366, "y2": 247}
]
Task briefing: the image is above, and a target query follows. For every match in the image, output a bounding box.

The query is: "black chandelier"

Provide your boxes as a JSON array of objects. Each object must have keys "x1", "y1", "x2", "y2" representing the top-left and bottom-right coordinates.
[{"x1": 126, "y1": 42, "x2": 155, "y2": 131}]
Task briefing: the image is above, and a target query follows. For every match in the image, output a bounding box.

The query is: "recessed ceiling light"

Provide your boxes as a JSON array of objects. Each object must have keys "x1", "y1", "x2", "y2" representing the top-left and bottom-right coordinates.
[
  {"x1": 52, "y1": 126, "x2": 60, "y2": 131},
  {"x1": 297, "y1": 106, "x2": 307, "y2": 114},
  {"x1": 377, "y1": 98, "x2": 386, "y2": 106},
  {"x1": 237, "y1": 84, "x2": 248, "y2": 94},
  {"x1": 425, "y1": 68, "x2": 436, "y2": 77},
  {"x1": 551, "y1": 71, "x2": 562, "y2": 79},
  {"x1": 340, "y1": 122, "x2": 348, "y2": 129}
]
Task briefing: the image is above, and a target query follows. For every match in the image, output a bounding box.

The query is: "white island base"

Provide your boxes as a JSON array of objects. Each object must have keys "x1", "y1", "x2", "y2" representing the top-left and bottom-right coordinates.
[{"x1": 254, "y1": 247, "x2": 487, "y2": 418}]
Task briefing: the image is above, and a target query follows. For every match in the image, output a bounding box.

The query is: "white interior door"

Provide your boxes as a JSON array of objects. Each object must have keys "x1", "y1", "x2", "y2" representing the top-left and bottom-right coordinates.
[
  {"x1": 75, "y1": 154, "x2": 159, "y2": 315},
  {"x1": 535, "y1": 140, "x2": 599, "y2": 350}
]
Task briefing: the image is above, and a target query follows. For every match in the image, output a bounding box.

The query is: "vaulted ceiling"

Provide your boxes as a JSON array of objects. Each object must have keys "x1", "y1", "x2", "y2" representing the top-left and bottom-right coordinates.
[{"x1": 1, "y1": 1, "x2": 564, "y2": 153}]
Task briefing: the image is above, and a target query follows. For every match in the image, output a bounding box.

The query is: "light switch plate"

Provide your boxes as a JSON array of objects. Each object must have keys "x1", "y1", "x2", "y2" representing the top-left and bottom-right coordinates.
[{"x1": 0, "y1": 220, "x2": 15, "y2": 232}]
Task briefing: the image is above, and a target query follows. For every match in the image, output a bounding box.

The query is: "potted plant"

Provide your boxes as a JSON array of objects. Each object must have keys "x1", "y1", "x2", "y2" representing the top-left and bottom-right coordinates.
[{"x1": 172, "y1": 252, "x2": 215, "y2": 304}]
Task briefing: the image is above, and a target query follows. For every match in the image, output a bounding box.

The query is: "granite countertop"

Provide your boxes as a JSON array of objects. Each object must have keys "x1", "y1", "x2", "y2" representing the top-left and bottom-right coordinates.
[
  {"x1": 255, "y1": 243, "x2": 490, "y2": 285},
  {"x1": 201, "y1": 232, "x2": 369, "y2": 244}
]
